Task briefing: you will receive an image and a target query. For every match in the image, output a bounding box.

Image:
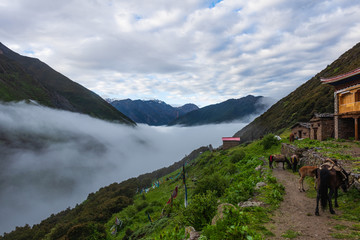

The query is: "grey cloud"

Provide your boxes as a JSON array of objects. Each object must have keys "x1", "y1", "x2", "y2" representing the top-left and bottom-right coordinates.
[
  {"x1": 1, "y1": 0, "x2": 360, "y2": 106},
  {"x1": 0, "y1": 101, "x2": 249, "y2": 233}
]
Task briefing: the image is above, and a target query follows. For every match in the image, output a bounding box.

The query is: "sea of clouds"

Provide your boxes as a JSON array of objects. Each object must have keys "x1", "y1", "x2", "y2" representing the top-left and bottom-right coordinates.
[{"x1": 0, "y1": 101, "x2": 252, "y2": 234}]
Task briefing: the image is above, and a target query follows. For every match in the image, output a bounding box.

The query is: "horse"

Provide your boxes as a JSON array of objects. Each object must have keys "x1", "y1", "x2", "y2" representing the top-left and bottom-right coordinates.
[
  {"x1": 290, "y1": 154, "x2": 299, "y2": 173},
  {"x1": 315, "y1": 164, "x2": 350, "y2": 216},
  {"x1": 289, "y1": 133, "x2": 295, "y2": 143},
  {"x1": 298, "y1": 166, "x2": 318, "y2": 192},
  {"x1": 268, "y1": 154, "x2": 291, "y2": 170}
]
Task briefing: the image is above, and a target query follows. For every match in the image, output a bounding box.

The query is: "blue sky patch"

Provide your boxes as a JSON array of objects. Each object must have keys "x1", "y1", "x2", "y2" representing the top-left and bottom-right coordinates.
[
  {"x1": 209, "y1": 0, "x2": 223, "y2": 9},
  {"x1": 24, "y1": 49, "x2": 34, "y2": 54}
]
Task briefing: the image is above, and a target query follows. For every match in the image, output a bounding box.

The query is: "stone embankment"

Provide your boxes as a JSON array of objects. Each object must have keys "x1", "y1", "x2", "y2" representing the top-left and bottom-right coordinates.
[{"x1": 281, "y1": 143, "x2": 360, "y2": 191}]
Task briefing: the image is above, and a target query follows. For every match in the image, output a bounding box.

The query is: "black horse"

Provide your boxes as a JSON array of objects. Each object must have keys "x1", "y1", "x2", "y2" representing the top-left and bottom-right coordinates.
[
  {"x1": 315, "y1": 164, "x2": 350, "y2": 216},
  {"x1": 290, "y1": 154, "x2": 299, "y2": 173},
  {"x1": 269, "y1": 154, "x2": 291, "y2": 170}
]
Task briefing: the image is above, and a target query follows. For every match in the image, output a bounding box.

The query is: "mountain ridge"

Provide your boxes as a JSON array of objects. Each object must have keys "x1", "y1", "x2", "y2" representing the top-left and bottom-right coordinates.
[
  {"x1": 169, "y1": 95, "x2": 269, "y2": 126},
  {"x1": 0, "y1": 42, "x2": 134, "y2": 124},
  {"x1": 108, "y1": 98, "x2": 199, "y2": 126}
]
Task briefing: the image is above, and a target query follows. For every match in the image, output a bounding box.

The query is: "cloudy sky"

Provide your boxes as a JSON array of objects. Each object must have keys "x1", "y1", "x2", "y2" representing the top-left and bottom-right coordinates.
[{"x1": 1, "y1": 0, "x2": 360, "y2": 106}]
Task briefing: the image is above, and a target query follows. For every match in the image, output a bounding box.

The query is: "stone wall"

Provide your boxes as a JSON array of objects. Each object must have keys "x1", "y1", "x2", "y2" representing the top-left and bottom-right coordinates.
[
  {"x1": 223, "y1": 141, "x2": 240, "y2": 150},
  {"x1": 338, "y1": 118, "x2": 354, "y2": 139},
  {"x1": 281, "y1": 143, "x2": 360, "y2": 191}
]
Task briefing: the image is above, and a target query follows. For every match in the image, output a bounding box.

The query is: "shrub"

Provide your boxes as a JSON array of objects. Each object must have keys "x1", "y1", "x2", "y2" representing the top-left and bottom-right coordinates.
[
  {"x1": 194, "y1": 173, "x2": 229, "y2": 197},
  {"x1": 202, "y1": 208, "x2": 261, "y2": 239},
  {"x1": 136, "y1": 201, "x2": 149, "y2": 211},
  {"x1": 183, "y1": 190, "x2": 218, "y2": 231},
  {"x1": 66, "y1": 222, "x2": 106, "y2": 240},
  {"x1": 230, "y1": 150, "x2": 246, "y2": 163},
  {"x1": 261, "y1": 133, "x2": 280, "y2": 150}
]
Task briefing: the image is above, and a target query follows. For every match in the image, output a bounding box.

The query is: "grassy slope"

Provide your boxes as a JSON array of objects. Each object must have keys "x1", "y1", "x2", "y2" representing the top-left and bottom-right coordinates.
[
  {"x1": 1, "y1": 135, "x2": 359, "y2": 239},
  {"x1": 105, "y1": 139, "x2": 286, "y2": 240},
  {"x1": 0, "y1": 56, "x2": 53, "y2": 106},
  {"x1": 235, "y1": 42, "x2": 360, "y2": 142}
]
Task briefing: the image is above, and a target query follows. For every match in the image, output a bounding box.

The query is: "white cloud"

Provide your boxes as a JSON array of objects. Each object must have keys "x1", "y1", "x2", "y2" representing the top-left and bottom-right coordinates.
[
  {"x1": 0, "y1": 0, "x2": 360, "y2": 106},
  {"x1": 0, "y1": 101, "x2": 249, "y2": 233}
]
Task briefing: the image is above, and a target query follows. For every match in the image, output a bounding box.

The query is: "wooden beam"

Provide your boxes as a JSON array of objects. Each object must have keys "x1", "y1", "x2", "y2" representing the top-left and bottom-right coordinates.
[{"x1": 355, "y1": 117, "x2": 359, "y2": 141}]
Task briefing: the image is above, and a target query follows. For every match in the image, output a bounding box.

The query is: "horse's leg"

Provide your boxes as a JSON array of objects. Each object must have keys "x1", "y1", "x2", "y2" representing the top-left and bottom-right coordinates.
[
  {"x1": 334, "y1": 188, "x2": 339, "y2": 208},
  {"x1": 282, "y1": 161, "x2": 285, "y2": 170},
  {"x1": 328, "y1": 188, "x2": 335, "y2": 214},
  {"x1": 315, "y1": 189, "x2": 320, "y2": 216},
  {"x1": 299, "y1": 176, "x2": 305, "y2": 192}
]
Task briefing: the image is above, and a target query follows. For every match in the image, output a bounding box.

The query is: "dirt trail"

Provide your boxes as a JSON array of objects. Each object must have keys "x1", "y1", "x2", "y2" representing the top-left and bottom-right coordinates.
[{"x1": 266, "y1": 168, "x2": 353, "y2": 239}]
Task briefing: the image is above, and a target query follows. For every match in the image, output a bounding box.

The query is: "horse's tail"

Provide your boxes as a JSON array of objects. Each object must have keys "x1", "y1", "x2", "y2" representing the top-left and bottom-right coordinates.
[
  {"x1": 319, "y1": 168, "x2": 330, "y2": 210},
  {"x1": 292, "y1": 158, "x2": 298, "y2": 172}
]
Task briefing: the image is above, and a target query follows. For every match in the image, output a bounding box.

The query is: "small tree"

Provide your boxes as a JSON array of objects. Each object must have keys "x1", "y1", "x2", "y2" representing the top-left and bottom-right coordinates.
[{"x1": 261, "y1": 133, "x2": 279, "y2": 150}]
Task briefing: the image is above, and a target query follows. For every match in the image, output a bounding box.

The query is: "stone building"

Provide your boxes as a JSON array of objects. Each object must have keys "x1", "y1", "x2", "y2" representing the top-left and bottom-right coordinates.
[
  {"x1": 321, "y1": 67, "x2": 360, "y2": 140},
  {"x1": 222, "y1": 137, "x2": 240, "y2": 150},
  {"x1": 309, "y1": 113, "x2": 334, "y2": 141},
  {"x1": 291, "y1": 122, "x2": 310, "y2": 139}
]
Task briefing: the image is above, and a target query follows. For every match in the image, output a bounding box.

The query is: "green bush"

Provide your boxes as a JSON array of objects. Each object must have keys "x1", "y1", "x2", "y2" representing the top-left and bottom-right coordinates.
[
  {"x1": 136, "y1": 201, "x2": 149, "y2": 211},
  {"x1": 202, "y1": 208, "x2": 261, "y2": 240},
  {"x1": 194, "y1": 173, "x2": 229, "y2": 197},
  {"x1": 261, "y1": 134, "x2": 279, "y2": 150},
  {"x1": 230, "y1": 150, "x2": 246, "y2": 163},
  {"x1": 183, "y1": 190, "x2": 218, "y2": 231},
  {"x1": 225, "y1": 178, "x2": 255, "y2": 204},
  {"x1": 66, "y1": 222, "x2": 106, "y2": 240}
]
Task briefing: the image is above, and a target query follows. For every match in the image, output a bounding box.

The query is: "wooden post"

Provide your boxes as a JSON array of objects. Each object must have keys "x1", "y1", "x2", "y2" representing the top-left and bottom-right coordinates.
[{"x1": 355, "y1": 117, "x2": 359, "y2": 141}]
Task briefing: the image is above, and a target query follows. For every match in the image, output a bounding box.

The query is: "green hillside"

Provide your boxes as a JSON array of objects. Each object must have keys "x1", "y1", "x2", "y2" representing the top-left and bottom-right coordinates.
[
  {"x1": 3, "y1": 135, "x2": 359, "y2": 239},
  {"x1": 0, "y1": 43, "x2": 134, "y2": 124},
  {"x1": 234, "y1": 42, "x2": 360, "y2": 142}
]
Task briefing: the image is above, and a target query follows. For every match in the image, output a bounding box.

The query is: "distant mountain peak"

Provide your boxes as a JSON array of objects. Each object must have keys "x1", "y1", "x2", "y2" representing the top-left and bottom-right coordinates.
[
  {"x1": 169, "y1": 95, "x2": 268, "y2": 126},
  {"x1": 108, "y1": 99, "x2": 198, "y2": 126}
]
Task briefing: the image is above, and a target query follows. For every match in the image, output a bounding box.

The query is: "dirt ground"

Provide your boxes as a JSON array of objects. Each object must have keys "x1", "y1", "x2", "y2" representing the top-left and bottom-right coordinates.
[{"x1": 266, "y1": 167, "x2": 355, "y2": 239}]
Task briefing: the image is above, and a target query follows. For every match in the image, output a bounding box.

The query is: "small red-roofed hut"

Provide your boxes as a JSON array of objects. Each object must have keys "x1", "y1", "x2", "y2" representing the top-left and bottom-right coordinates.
[{"x1": 222, "y1": 137, "x2": 240, "y2": 150}]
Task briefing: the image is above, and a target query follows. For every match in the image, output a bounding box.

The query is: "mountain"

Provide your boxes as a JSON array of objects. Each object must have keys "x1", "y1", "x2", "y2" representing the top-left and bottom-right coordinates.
[
  {"x1": 169, "y1": 95, "x2": 269, "y2": 126},
  {"x1": 234, "y1": 42, "x2": 360, "y2": 142},
  {"x1": 0, "y1": 43, "x2": 134, "y2": 124},
  {"x1": 108, "y1": 99, "x2": 198, "y2": 126}
]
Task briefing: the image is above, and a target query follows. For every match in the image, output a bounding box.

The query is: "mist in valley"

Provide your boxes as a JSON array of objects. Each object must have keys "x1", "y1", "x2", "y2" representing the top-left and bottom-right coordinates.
[{"x1": 0, "y1": 101, "x2": 253, "y2": 234}]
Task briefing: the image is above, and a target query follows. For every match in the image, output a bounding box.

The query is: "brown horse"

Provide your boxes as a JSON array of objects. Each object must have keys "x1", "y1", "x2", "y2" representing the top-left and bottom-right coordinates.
[
  {"x1": 269, "y1": 154, "x2": 291, "y2": 170},
  {"x1": 289, "y1": 133, "x2": 295, "y2": 143},
  {"x1": 315, "y1": 164, "x2": 350, "y2": 216},
  {"x1": 298, "y1": 166, "x2": 318, "y2": 192}
]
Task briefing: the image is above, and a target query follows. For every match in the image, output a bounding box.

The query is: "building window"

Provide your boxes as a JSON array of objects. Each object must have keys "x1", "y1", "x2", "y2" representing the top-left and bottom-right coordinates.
[
  {"x1": 339, "y1": 92, "x2": 352, "y2": 105},
  {"x1": 355, "y1": 90, "x2": 360, "y2": 102}
]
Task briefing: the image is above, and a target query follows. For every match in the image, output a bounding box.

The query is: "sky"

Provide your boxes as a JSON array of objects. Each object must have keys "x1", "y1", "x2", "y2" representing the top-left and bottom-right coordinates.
[
  {"x1": 1, "y1": 0, "x2": 360, "y2": 107},
  {"x1": 0, "y1": 101, "x2": 248, "y2": 234}
]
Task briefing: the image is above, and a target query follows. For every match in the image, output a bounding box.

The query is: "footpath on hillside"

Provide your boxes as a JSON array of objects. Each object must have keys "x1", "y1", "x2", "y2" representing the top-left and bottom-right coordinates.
[{"x1": 266, "y1": 168, "x2": 354, "y2": 239}]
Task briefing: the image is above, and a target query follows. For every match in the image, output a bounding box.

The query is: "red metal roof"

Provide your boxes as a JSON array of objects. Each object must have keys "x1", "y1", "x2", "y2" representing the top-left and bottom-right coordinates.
[
  {"x1": 222, "y1": 137, "x2": 240, "y2": 141},
  {"x1": 321, "y1": 67, "x2": 360, "y2": 84}
]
